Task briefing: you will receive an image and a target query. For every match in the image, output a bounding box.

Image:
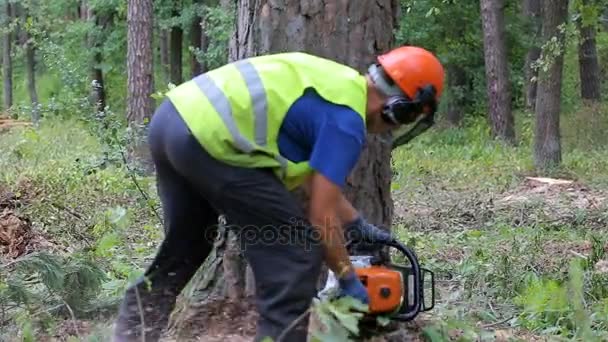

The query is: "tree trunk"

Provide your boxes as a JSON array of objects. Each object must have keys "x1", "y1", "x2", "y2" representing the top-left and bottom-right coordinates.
[
  {"x1": 534, "y1": 0, "x2": 569, "y2": 170},
  {"x1": 481, "y1": 0, "x2": 515, "y2": 144},
  {"x1": 13, "y1": 1, "x2": 38, "y2": 122},
  {"x1": 190, "y1": 0, "x2": 204, "y2": 77},
  {"x1": 23, "y1": 18, "x2": 39, "y2": 123},
  {"x1": 127, "y1": 0, "x2": 155, "y2": 173},
  {"x1": 2, "y1": 1, "x2": 13, "y2": 111},
  {"x1": 170, "y1": 6, "x2": 183, "y2": 84},
  {"x1": 523, "y1": 0, "x2": 541, "y2": 111},
  {"x1": 577, "y1": 0, "x2": 601, "y2": 101},
  {"x1": 445, "y1": 64, "x2": 467, "y2": 126},
  {"x1": 159, "y1": 29, "x2": 170, "y2": 85},
  {"x1": 86, "y1": 4, "x2": 109, "y2": 113},
  {"x1": 127, "y1": 0, "x2": 154, "y2": 124}
]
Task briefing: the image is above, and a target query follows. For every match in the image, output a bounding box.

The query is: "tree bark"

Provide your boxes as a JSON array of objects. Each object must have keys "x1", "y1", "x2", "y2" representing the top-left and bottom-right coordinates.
[
  {"x1": 170, "y1": 5, "x2": 183, "y2": 84},
  {"x1": 481, "y1": 0, "x2": 515, "y2": 144},
  {"x1": 85, "y1": 3, "x2": 110, "y2": 113},
  {"x1": 577, "y1": 0, "x2": 601, "y2": 101},
  {"x1": 523, "y1": 0, "x2": 542, "y2": 111},
  {"x1": 534, "y1": 0, "x2": 569, "y2": 170},
  {"x1": 2, "y1": 1, "x2": 13, "y2": 111},
  {"x1": 190, "y1": 0, "x2": 204, "y2": 77},
  {"x1": 22, "y1": 6, "x2": 39, "y2": 122},
  {"x1": 127, "y1": 0, "x2": 154, "y2": 124},
  {"x1": 159, "y1": 28, "x2": 170, "y2": 84},
  {"x1": 445, "y1": 64, "x2": 467, "y2": 126}
]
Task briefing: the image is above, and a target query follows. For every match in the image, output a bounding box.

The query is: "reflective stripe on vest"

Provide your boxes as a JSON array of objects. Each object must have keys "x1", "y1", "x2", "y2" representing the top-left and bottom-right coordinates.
[{"x1": 193, "y1": 60, "x2": 289, "y2": 179}]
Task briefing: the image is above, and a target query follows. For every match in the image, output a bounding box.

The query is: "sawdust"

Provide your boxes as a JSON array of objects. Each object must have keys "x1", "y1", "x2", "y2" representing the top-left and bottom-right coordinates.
[
  {"x1": 395, "y1": 177, "x2": 608, "y2": 232},
  {"x1": 497, "y1": 177, "x2": 606, "y2": 210}
]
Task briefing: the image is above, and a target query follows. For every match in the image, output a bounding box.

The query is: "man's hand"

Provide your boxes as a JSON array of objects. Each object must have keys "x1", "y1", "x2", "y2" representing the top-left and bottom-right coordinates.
[
  {"x1": 344, "y1": 216, "x2": 394, "y2": 245},
  {"x1": 338, "y1": 271, "x2": 369, "y2": 304},
  {"x1": 308, "y1": 172, "x2": 354, "y2": 279}
]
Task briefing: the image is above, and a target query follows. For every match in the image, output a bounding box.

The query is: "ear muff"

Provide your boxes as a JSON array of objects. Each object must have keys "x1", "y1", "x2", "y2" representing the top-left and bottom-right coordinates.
[
  {"x1": 381, "y1": 96, "x2": 421, "y2": 125},
  {"x1": 380, "y1": 85, "x2": 438, "y2": 126}
]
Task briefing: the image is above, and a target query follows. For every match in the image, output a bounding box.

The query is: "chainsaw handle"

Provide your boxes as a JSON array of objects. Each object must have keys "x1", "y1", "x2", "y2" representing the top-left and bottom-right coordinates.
[{"x1": 387, "y1": 239, "x2": 422, "y2": 321}]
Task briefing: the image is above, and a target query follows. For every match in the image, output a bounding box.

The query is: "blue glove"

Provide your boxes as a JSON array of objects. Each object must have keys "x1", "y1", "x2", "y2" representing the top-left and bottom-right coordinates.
[
  {"x1": 344, "y1": 216, "x2": 394, "y2": 245},
  {"x1": 338, "y1": 271, "x2": 369, "y2": 304}
]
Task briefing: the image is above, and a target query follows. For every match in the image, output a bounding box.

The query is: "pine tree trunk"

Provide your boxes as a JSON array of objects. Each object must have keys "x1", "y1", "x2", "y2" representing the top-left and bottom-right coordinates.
[
  {"x1": 126, "y1": 0, "x2": 155, "y2": 173},
  {"x1": 534, "y1": 0, "x2": 569, "y2": 170},
  {"x1": 481, "y1": 0, "x2": 515, "y2": 144},
  {"x1": 2, "y1": 1, "x2": 13, "y2": 111},
  {"x1": 159, "y1": 29, "x2": 170, "y2": 84},
  {"x1": 170, "y1": 6, "x2": 183, "y2": 84},
  {"x1": 25, "y1": 33, "x2": 39, "y2": 123},
  {"x1": 445, "y1": 64, "x2": 467, "y2": 126},
  {"x1": 523, "y1": 0, "x2": 541, "y2": 111},
  {"x1": 126, "y1": 0, "x2": 154, "y2": 124},
  {"x1": 15, "y1": 2, "x2": 39, "y2": 122},
  {"x1": 85, "y1": 4, "x2": 109, "y2": 113},
  {"x1": 190, "y1": 0, "x2": 203, "y2": 77},
  {"x1": 577, "y1": 0, "x2": 601, "y2": 101}
]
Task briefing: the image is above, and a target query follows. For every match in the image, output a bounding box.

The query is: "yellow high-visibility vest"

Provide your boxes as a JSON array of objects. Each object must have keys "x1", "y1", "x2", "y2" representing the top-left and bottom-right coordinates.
[{"x1": 166, "y1": 52, "x2": 368, "y2": 190}]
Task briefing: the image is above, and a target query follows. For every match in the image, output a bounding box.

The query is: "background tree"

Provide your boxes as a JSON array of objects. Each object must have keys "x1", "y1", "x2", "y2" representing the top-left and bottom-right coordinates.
[
  {"x1": 523, "y1": 0, "x2": 542, "y2": 111},
  {"x1": 2, "y1": 0, "x2": 13, "y2": 111},
  {"x1": 480, "y1": 0, "x2": 516, "y2": 144},
  {"x1": 126, "y1": 0, "x2": 154, "y2": 124},
  {"x1": 576, "y1": 0, "x2": 602, "y2": 101},
  {"x1": 169, "y1": 0, "x2": 183, "y2": 84},
  {"x1": 534, "y1": 0, "x2": 570, "y2": 170}
]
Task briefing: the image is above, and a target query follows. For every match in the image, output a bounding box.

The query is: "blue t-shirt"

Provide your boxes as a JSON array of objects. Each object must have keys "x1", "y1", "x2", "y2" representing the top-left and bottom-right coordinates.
[{"x1": 277, "y1": 88, "x2": 366, "y2": 188}]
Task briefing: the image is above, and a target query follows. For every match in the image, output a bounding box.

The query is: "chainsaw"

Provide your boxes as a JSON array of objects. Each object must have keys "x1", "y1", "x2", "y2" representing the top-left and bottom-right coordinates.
[{"x1": 318, "y1": 238, "x2": 435, "y2": 322}]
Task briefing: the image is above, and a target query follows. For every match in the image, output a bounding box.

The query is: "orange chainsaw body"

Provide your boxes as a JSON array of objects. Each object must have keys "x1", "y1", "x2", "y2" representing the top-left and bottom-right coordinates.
[{"x1": 355, "y1": 266, "x2": 404, "y2": 314}]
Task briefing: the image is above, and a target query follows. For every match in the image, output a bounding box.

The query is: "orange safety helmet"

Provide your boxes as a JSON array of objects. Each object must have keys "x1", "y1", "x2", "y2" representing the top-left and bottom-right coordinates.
[
  {"x1": 377, "y1": 46, "x2": 445, "y2": 101},
  {"x1": 368, "y1": 46, "x2": 445, "y2": 147}
]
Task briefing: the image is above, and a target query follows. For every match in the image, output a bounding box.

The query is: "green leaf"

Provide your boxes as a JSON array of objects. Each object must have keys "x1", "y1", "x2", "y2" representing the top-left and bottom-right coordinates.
[
  {"x1": 95, "y1": 232, "x2": 120, "y2": 256},
  {"x1": 326, "y1": 304, "x2": 361, "y2": 335}
]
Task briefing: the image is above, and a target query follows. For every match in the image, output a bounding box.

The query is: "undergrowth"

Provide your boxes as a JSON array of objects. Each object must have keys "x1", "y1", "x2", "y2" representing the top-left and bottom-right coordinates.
[
  {"x1": 387, "y1": 103, "x2": 608, "y2": 341},
  {"x1": 0, "y1": 115, "x2": 161, "y2": 340}
]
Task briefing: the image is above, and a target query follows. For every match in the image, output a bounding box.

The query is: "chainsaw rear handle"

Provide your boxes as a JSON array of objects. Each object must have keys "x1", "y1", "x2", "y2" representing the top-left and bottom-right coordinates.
[{"x1": 385, "y1": 239, "x2": 423, "y2": 321}]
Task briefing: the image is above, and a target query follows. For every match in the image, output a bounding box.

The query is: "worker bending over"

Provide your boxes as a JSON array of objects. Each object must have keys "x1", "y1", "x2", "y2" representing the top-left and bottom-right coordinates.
[{"x1": 113, "y1": 46, "x2": 445, "y2": 342}]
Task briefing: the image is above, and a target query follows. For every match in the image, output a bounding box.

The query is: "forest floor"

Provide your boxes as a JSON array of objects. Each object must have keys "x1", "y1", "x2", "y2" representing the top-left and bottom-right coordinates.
[{"x1": 1, "y1": 111, "x2": 608, "y2": 341}]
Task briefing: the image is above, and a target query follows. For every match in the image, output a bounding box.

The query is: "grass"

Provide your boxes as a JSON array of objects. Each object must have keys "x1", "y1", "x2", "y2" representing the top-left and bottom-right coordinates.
[{"x1": 1, "y1": 97, "x2": 608, "y2": 341}]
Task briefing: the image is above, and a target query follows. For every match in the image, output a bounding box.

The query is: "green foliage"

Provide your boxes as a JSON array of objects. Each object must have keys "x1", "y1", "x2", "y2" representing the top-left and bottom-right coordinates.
[
  {"x1": 310, "y1": 297, "x2": 369, "y2": 342},
  {"x1": 396, "y1": 0, "x2": 529, "y2": 117}
]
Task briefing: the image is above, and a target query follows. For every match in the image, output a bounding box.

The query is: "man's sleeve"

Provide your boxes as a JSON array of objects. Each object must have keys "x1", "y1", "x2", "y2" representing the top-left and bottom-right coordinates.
[{"x1": 309, "y1": 109, "x2": 366, "y2": 188}]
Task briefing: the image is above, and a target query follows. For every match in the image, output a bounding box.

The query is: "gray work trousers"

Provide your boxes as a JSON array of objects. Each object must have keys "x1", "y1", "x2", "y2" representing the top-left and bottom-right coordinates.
[{"x1": 112, "y1": 99, "x2": 323, "y2": 342}]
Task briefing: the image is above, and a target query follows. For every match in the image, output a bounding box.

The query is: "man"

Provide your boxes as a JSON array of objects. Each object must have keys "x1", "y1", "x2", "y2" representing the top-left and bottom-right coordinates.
[{"x1": 113, "y1": 46, "x2": 444, "y2": 342}]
